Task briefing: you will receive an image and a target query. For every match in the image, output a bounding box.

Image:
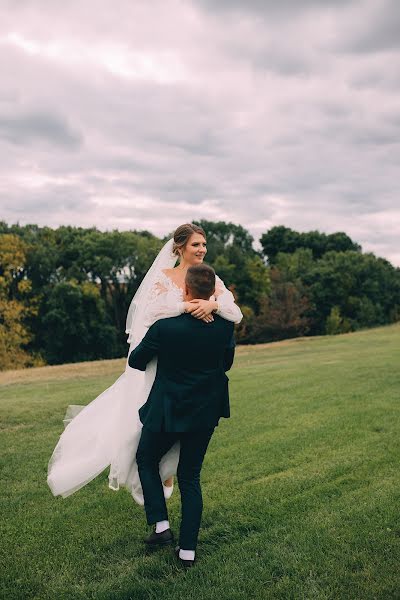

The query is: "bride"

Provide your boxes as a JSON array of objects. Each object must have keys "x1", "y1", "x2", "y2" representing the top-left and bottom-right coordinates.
[{"x1": 47, "y1": 223, "x2": 243, "y2": 504}]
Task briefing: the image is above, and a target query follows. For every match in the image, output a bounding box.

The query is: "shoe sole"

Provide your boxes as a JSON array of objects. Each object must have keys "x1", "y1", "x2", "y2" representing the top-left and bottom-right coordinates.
[{"x1": 145, "y1": 538, "x2": 174, "y2": 548}]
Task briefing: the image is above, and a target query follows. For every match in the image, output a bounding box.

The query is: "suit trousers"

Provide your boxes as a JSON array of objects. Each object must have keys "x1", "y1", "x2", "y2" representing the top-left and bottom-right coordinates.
[{"x1": 136, "y1": 426, "x2": 214, "y2": 550}]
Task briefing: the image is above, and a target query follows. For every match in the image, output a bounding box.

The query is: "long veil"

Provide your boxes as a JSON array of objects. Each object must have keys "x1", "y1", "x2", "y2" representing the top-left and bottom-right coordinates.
[{"x1": 47, "y1": 239, "x2": 180, "y2": 501}]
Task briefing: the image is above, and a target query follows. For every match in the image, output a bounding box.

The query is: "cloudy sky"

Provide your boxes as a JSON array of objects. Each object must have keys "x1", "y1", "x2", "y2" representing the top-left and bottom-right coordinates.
[{"x1": 1, "y1": 0, "x2": 399, "y2": 265}]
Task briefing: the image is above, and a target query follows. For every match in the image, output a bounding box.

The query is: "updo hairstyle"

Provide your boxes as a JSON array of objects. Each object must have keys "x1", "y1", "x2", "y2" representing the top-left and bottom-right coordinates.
[{"x1": 172, "y1": 223, "x2": 206, "y2": 257}]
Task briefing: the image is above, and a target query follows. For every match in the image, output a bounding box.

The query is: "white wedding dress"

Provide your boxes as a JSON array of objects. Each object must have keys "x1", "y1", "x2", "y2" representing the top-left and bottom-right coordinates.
[{"x1": 47, "y1": 239, "x2": 242, "y2": 503}]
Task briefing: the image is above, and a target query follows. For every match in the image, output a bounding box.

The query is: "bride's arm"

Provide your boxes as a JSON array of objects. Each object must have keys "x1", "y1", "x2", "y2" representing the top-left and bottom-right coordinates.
[
  {"x1": 143, "y1": 273, "x2": 243, "y2": 328},
  {"x1": 213, "y1": 275, "x2": 243, "y2": 324},
  {"x1": 187, "y1": 274, "x2": 243, "y2": 324}
]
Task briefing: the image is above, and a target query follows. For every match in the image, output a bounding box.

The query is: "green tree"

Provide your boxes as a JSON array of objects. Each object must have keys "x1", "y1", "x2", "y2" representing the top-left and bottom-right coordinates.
[
  {"x1": 325, "y1": 306, "x2": 351, "y2": 335},
  {"x1": 2, "y1": 220, "x2": 398, "y2": 363},
  {"x1": 68, "y1": 229, "x2": 162, "y2": 349},
  {"x1": 37, "y1": 280, "x2": 118, "y2": 364},
  {"x1": 0, "y1": 224, "x2": 164, "y2": 362},
  {"x1": 238, "y1": 255, "x2": 271, "y2": 311},
  {"x1": 275, "y1": 248, "x2": 314, "y2": 283},
  {"x1": 0, "y1": 222, "x2": 60, "y2": 290},
  {"x1": 260, "y1": 226, "x2": 360, "y2": 264},
  {"x1": 247, "y1": 267, "x2": 311, "y2": 343},
  {"x1": 0, "y1": 234, "x2": 42, "y2": 370},
  {"x1": 303, "y1": 251, "x2": 400, "y2": 334},
  {"x1": 260, "y1": 226, "x2": 302, "y2": 264},
  {"x1": 32, "y1": 226, "x2": 162, "y2": 355}
]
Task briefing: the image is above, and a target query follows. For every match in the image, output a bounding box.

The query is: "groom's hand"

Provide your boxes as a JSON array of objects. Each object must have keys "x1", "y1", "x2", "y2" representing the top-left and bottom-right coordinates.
[{"x1": 185, "y1": 299, "x2": 217, "y2": 322}]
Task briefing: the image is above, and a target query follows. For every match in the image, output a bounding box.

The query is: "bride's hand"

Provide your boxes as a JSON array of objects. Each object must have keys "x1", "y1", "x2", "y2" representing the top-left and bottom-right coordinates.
[
  {"x1": 201, "y1": 314, "x2": 214, "y2": 323},
  {"x1": 185, "y1": 299, "x2": 217, "y2": 320}
]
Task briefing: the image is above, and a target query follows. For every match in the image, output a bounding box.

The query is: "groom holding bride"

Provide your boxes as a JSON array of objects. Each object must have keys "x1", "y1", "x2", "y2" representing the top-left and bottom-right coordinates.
[{"x1": 129, "y1": 263, "x2": 236, "y2": 569}]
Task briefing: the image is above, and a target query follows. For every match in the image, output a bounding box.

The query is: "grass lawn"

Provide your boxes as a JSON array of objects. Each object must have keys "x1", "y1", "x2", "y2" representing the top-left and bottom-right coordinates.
[{"x1": 1, "y1": 324, "x2": 400, "y2": 600}]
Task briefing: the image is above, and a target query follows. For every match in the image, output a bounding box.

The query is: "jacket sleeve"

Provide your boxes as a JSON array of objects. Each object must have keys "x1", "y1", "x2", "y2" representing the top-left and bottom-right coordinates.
[
  {"x1": 223, "y1": 331, "x2": 236, "y2": 372},
  {"x1": 128, "y1": 321, "x2": 161, "y2": 371}
]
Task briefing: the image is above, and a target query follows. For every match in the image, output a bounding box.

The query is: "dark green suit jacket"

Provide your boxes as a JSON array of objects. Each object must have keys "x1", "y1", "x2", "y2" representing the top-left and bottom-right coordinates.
[{"x1": 128, "y1": 313, "x2": 235, "y2": 432}]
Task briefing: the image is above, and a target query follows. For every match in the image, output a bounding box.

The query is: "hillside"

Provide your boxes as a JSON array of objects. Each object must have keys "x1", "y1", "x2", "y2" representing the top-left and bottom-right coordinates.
[{"x1": 1, "y1": 324, "x2": 399, "y2": 599}]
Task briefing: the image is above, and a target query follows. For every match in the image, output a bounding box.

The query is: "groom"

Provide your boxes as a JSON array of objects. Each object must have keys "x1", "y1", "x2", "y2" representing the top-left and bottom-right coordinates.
[{"x1": 128, "y1": 263, "x2": 235, "y2": 568}]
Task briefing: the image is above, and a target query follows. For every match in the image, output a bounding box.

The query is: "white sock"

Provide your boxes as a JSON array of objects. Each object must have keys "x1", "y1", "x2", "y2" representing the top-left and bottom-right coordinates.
[
  {"x1": 179, "y1": 549, "x2": 195, "y2": 561},
  {"x1": 155, "y1": 520, "x2": 170, "y2": 533}
]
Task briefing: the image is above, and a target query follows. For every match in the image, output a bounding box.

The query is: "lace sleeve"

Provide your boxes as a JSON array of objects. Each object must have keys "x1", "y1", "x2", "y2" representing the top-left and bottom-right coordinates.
[
  {"x1": 214, "y1": 275, "x2": 243, "y2": 324},
  {"x1": 143, "y1": 273, "x2": 185, "y2": 328}
]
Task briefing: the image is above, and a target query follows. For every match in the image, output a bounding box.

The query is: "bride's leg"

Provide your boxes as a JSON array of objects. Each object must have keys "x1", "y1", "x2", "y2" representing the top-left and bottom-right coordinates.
[{"x1": 163, "y1": 476, "x2": 174, "y2": 487}]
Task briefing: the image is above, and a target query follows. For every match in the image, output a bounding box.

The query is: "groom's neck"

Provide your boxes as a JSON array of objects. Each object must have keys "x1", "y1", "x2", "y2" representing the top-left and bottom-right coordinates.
[
  {"x1": 185, "y1": 289, "x2": 208, "y2": 302},
  {"x1": 185, "y1": 293, "x2": 207, "y2": 301},
  {"x1": 185, "y1": 284, "x2": 215, "y2": 301}
]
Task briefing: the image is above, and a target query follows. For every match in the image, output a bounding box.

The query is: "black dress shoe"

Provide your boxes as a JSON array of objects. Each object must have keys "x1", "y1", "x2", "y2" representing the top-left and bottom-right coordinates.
[
  {"x1": 144, "y1": 528, "x2": 174, "y2": 547},
  {"x1": 174, "y1": 545, "x2": 195, "y2": 569}
]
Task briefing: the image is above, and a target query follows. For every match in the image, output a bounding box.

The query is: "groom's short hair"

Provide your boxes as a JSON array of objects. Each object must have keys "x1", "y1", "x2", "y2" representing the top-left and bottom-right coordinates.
[{"x1": 186, "y1": 264, "x2": 216, "y2": 299}]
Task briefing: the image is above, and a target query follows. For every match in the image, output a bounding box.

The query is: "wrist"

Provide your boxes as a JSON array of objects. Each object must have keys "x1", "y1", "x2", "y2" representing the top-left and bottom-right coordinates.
[
  {"x1": 212, "y1": 300, "x2": 219, "y2": 313},
  {"x1": 179, "y1": 301, "x2": 188, "y2": 313}
]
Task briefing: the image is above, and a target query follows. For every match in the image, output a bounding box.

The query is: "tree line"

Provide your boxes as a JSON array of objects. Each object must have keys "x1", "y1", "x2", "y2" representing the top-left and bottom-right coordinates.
[{"x1": 0, "y1": 220, "x2": 399, "y2": 370}]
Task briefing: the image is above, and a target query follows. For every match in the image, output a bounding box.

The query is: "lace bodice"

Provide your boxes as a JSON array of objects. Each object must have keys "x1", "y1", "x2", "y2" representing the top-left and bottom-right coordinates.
[{"x1": 143, "y1": 270, "x2": 243, "y2": 328}]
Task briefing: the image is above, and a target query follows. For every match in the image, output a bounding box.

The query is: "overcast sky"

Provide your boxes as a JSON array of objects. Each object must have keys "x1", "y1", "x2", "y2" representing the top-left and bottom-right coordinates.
[{"x1": 0, "y1": 0, "x2": 399, "y2": 265}]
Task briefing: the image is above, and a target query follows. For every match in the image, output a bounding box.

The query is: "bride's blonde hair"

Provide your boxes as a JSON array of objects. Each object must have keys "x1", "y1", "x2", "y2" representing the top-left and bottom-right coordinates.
[{"x1": 172, "y1": 223, "x2": 206, "y2": 257}]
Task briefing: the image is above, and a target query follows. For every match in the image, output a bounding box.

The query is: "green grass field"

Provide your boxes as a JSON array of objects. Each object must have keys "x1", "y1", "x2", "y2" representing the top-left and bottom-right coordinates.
[{"x1": 1, "y1": 324, "x2": 400, "y2": 600}]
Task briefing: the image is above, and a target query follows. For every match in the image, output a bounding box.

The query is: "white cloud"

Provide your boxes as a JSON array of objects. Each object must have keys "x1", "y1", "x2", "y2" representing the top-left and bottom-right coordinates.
[{"x1": 2, "y1": 32, "x2": 187, "y2": 83}]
